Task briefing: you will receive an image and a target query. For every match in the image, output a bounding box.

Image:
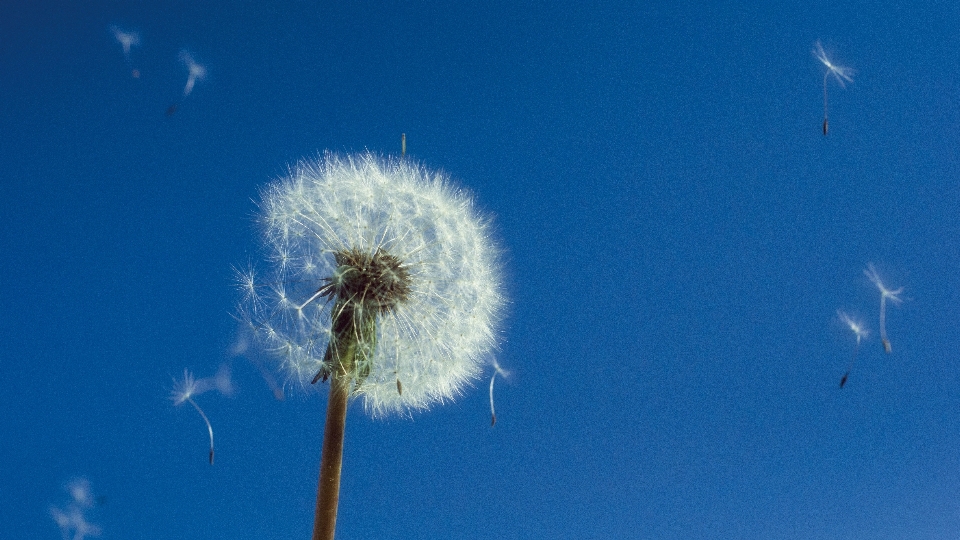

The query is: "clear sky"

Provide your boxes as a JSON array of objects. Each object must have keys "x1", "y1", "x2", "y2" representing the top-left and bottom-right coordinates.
[{"x1": 3, "y1": 1, "x2": 960, "y2": 539}]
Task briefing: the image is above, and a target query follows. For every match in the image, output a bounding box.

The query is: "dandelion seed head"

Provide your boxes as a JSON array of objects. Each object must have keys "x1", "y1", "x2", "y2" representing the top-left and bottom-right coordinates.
[
  {"x1": 814, "y1": 40, "x2": 855, "y2": 87},
  {"x1": 110, "y1": 26, "x2": 139, "y2": 53},
  {"x1": 171, "y1": 365, "x2": 235, "y2": 404},
  {"x1": 66, "y1": 478, "x2": 94, "y2": 508},
  {"x1": 180, "y1": 51, "x2": 206, "y2": 79},
  {"x1": 179, "y1": 51, "x2": 206, "y2": 96},
  {"x1": 837, "y1": 309, "x2": 869, "y2": 341},
  {"x1": 490, "y1": 357, "x2": 510, "y2": 379},
  {"x1": 170, "y1": 369, "x2": 199, "y2": 405},
  {"x1": 242, "y1": 152, "x2": 506, "y2": 416},
  {"x1": 864, "y1": 263, "x2": 904, "y2": 304}
]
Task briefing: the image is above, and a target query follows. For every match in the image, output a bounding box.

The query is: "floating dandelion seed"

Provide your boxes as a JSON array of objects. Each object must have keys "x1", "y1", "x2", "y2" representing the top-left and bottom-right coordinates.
[
  {"x1": 180, "y1": 51, "x2": 206, "y2": 96},
  {"x1": 864, "y1": 263, "x2": 903, "y2": 354},
  {"x1": 110, "y1": 26, "x2": 140, "y2": 78},
  {"x1": 239, "y1": 152, "x2": 505, "y2": 540},
  {"x1": 489, "y1": 359, "x2": 510, "y2": 426},
  {"x1": 50, "y1": 477, "x2": 101, "y2": 540},
  {"x1": 813, "y1": 40, "x2": 854, "y2": 135},
  {"x1": 837, "y1": 309, "x2": 869, "y2": 388},
  {"x1": 167, "y1": 51, "x2": 206, "y2": 115},
  {"x1": 66, "y1": 478, "x2": 95, "y2": 508},
  {"x1": 50, "y1": 505, "x2": 101, "y2": 540},
  {"x1": 170, "y1": 369, "x2": 219, "y2": 464}
]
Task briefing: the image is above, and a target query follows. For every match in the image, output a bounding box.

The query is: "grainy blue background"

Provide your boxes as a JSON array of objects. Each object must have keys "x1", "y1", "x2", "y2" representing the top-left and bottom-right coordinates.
[{"x1": 3, "y1": 1, "x2": 960, "y2": 538}]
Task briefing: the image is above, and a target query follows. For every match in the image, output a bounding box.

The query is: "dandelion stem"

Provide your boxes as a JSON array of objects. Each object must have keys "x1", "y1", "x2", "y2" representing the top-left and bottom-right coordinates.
[
  {"x1": 312, "y1": 298, "x2": 372, "y2": 540},
  {"x1": 840, "y1": 340, "x2": 860, "y2": 389},
  {"x1": 489, "y1": 360, "x2": 509, "y2": 427},
  {"x1": 879, "y1": 294, "x2": 892, "y2": 354},
  {"x1": 823, "y1": 71, "x2": 830, "y2": 135},
  {"x1": 864, "y1": 263, "x2": 901, "y2": 354},
  {"x1": 185, "y1": 397, "x2": 214, "y2": 465},
  {"x1": 313, "y1": 371, "x2": 350, "y2": 540},
  {"x1": 489, "y1": 371, "x2": 498, "y2": 426}
]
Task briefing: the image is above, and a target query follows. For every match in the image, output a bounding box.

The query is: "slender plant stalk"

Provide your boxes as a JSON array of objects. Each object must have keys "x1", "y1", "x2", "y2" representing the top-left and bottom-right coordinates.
[
  {"x1": 313, "y1": 372, "x2": 350, "y2": 540},
  {"x1": 185, "y1": 397, "x2": 215, "y2": 465},
  {"x1": 822, "y1": 72, "x2": 829, "y2": 135}
]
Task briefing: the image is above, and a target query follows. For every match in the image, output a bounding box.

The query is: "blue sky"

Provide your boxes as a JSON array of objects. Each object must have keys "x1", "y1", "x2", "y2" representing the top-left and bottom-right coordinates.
[{"x1": 3, "y1": 1, "x2": 960, "y2": 538}]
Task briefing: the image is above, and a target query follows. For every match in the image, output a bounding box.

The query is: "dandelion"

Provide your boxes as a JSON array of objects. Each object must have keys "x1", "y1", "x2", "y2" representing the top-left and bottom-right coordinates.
[
  {"x1": 110, "y1": 26, "x2": 140, "y2": 78},
  {"x1": 170, "y1": 368, "x2": 223, "y2": 464},
  {"x1": 166, "y1": 51, "x2": 206, "y2": 116},
  {"x1": 239, "y1": 152, "x2": 505, "y2": 540},
  {"x1": 813, "y1": 40, "x2": 854, "y2": 135},
  {"x1": 837, "y1": 309, "x2": 869, "y2": 388},
  {"x1": 864, "y1": 263, "x2": 904, "y2": 354}
]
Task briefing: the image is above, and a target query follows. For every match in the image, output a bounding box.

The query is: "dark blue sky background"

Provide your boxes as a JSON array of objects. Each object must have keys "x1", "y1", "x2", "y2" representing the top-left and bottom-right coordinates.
[{"x1": 4, "y1": 1, "x2": 960, "y2": 538}]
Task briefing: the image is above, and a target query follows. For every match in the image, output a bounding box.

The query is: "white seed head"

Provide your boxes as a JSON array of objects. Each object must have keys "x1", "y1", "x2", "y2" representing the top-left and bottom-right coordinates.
[
  {"x1": 837, "y1": 309, "x2": 869, "y2": 342},
  {"x1": 242, "y1": 152, "x2": 505, "y2": 416},
  {"x1": 864, "y1": 263, "x2": 904, "y2": 304},
  {"x1": 110, "y1": 26, "x2": 140, "y2": 53},
  {"x1": 179, "y1": 51, "x2": 206, "y2": 97},
  {"x1": 170, "y1": 367, "x2": 232, "y2": 405},
  {"x1": 170, "y1": 369, "x2": 199, "y2": 405},
  {"x1": 180, "y1": 51, "x2": 206, "y2": 79},
  {"x1": 66, "y1": 478, "x2": 95, "y2": 508},
  {"x1": 813, "y1": 40, "x2": 855, "y2": 87}
]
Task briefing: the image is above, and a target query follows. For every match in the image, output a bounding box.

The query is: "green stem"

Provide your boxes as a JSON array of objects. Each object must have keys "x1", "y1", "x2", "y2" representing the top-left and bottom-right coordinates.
[
  {"x1": 311, "y1": 293, "x2": 379, "y2": 539},
  {"x1": 312, "y1": 372, "x2": 350, "y2": 540}
]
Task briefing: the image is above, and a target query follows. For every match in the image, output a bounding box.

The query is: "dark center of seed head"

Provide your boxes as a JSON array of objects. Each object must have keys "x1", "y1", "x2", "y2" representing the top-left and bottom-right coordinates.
[
  {"x1": 314, "y1": 248, "x2": 412, "y2": 386},
  {"x1": 325, "y1": 247, "x2": 411, "y2": 314}
]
